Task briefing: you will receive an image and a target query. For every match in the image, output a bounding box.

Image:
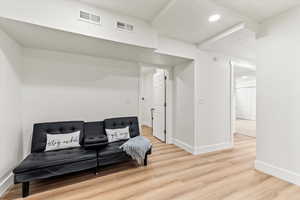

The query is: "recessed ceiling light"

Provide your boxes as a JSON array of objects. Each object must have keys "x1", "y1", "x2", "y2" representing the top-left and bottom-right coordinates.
[
  {"x1": 242, "y1": 76, "x2": 248, "y2": 79},
  {"x1": 209, "y1": 14, "x2": 221, "y2": 22}
]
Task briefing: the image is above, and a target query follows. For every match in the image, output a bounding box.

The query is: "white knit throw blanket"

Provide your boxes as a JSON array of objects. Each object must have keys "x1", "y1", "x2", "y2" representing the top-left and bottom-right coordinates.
[{"x1": 120, "y1": 136, "x2": 152, "y2": 165}]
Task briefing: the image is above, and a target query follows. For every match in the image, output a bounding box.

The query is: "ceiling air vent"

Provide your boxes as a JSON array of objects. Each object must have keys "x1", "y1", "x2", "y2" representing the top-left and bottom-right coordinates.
[
  {"x1": 79, "y1": 10, "x2": 101, "y2": 25},
  {"x1": 91, "y1": 14, "x2": 101, "y2": 24},
  {"x1": 80, "y1": 11, "x2": 90, "y2": 20},
  {"x1": 116, "y1": 21, "x2": 134, "y2": 31}
]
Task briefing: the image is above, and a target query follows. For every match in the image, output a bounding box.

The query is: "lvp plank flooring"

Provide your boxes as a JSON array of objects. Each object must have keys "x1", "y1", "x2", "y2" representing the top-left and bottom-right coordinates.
[{"x1": 2, "y1": 127, "x2": 300, "y2": 200}]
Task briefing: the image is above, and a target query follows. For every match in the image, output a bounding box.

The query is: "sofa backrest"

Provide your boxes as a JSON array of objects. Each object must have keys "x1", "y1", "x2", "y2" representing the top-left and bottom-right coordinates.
[
  {"x1": 84, "y1": 121, "x2": 105, "y2": 137},
  {"x1": 31, "y1": 121, "x2": 85, "y2": 153},
  {"x1": 104, "y1": 117, "x2": 140, "y2": 138}
]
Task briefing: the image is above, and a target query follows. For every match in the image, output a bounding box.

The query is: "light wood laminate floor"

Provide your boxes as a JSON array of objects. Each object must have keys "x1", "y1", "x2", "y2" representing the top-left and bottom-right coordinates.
[
  {"x1": 2, "y1": 127, "x2": 300, "y2": 200},
  {"x1": 236, "y1": 119, "x2": 256, "y2": 138}
]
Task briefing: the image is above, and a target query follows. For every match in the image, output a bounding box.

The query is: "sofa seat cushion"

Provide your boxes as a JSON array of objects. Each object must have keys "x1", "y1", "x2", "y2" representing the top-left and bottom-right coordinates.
[
  {"x1": 98, "y1": 141, "x2": 131, "y2": 166},
  {"x1": 98, "y1": 141, "x2": 127, "y2": 156},
  {"x1": 14, "y1": 148, "x2": 96, "y2": 174}
]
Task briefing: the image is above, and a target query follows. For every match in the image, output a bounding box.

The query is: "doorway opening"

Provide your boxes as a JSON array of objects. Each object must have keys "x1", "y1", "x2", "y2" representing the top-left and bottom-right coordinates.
[
  {"x1": 231, "y1": 61, "x2": 256, "y2": 143},
  {"x1": 139, "y1": 66, "x2": 168, "y2": 143}
]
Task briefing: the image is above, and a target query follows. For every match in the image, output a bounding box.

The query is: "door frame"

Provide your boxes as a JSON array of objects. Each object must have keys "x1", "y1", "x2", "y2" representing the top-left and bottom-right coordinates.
[
  {"x1": 229, "y1": 60, "x2": 257, "y2": 143},
  {"x1": 229, "y1": 60, "x2": 235, "y2": 147},
  {"x1": 163, "y1": 70, "x2": 167, "y2": 142},
  {"x1": 138, "y1": 65, "x2": 172, "y2": 144}
]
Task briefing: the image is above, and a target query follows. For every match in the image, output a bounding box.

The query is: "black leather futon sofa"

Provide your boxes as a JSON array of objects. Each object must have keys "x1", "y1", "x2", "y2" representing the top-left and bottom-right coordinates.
[{"x1": 13, "y1": 117, "x2": 151, "y2": 197}]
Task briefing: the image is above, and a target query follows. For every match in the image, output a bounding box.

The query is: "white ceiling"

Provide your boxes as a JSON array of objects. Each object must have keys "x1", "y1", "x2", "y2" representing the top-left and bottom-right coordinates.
[
  {"x1": 212, "y1": 0, "x2": 300, "y2": 22},
  {"x1": 201, "y1": 28, "x2": 256, "y2": 61},
  {"x1": 79, "y1": 0, "x2": 170, "y2": 21},
  {"x1": 77, "y1": 0, "x2": 300, "y2": 44},
  {"x1": 152, "y1": 0, "x2": 248, "y2": 43}
]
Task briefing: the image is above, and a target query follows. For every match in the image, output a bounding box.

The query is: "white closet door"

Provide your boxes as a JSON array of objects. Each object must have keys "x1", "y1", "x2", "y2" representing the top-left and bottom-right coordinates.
[{"x1": 153, "y1": 69, "x2": 165, "y2": 142}]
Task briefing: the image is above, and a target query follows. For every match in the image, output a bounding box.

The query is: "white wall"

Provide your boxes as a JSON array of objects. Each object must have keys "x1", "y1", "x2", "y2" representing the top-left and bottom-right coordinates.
[
  {"x1": 0, "y1": 29, "x2": 23, "y2": 196},
  {"x1": 194, "y1": 51, "x2": 232, "y2": 154},
  {"x1": 0, "y1": 0, "x2": 157, "y2": 49},
  {"x1": 173, "y1": 61, "x2": 195, "y2": 152},
  {"x1": 21, "y1": 48, "x2": 140, "y2": 155},
  {"x1": 163, "y1": 47, "x2": 233, "y2": 155},
  {"x1": 255, "y1": 7, "x2": 300, "y2": 185},
  {"x1": 156, "y1": 36, "x2": 197, "y2": 60}
]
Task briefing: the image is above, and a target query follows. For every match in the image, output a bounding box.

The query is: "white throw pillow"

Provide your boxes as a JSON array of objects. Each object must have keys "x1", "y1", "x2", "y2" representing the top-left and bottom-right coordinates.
[
  {"x1": 45, "y1": 131, "x2": 80, "y2": 151},
  {"x1": 105, "y1": 126, "x2": 130, "y2": 143}
]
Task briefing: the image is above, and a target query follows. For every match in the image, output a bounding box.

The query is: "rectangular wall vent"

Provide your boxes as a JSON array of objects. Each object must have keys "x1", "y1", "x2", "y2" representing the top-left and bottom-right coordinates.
[
  {"x1": 91, "y1": 14, "x2": 101, "y2": 24},
  {"x1": 79, "y1": 10, "x2": 101, "y2": 25},
  {"x1": 116, "y1": 21, "x2": 134, "y2": 31},
  {"x1": 80, "y1": 11, "x2": 90, "y2": 20}
]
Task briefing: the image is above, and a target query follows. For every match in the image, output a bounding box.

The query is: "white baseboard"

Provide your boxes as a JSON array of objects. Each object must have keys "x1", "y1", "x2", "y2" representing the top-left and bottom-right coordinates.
[
  {"x1": 194, "y1": 142, "x2": 233, "y2": 155},
  {"x1": 166, "y1": 137, "x2": 173, "y2": 145},
  {"x1": 255, "y1": 160, "x2": 300, "y2": 186},
  {"x1": 173, "y1": 138, "x2": 194, "y2": 154},
  {"x1": 0, "y1": 173, "x2": 13, "y2": 197},
  {"x1": 173, "y1": 139, "x2": 233, "y2": 155}
]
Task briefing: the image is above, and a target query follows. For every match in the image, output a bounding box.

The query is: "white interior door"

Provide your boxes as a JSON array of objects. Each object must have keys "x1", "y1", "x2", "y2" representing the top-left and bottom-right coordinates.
[
  {"x1": 140, "y1": 72, "x2": 154, "y2": 127},
  {"x1": 236, "y1": 87, "x2": 256, "y2": 120},
  {"x1": 153, "y1": 69, "x2": 166, "y2": 142}
]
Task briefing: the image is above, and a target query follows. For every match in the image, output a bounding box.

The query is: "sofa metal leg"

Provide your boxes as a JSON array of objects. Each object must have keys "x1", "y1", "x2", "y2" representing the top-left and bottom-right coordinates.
[
  {"x1": 22, "y1": 182, "x2": 29, "y2": 198},
  {"x1": 144, "y1": 154, "x2": 148, "y2": 166},
  {"x1": 95, "y1": 150, "x2": 100, "y2": 175},
  {"x1": 143, "y1": 148, "x2": 152, "y2": 166}
]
